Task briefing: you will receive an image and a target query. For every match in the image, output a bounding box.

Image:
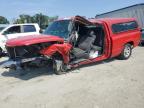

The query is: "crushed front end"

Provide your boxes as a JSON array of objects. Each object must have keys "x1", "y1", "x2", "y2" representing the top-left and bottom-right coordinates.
[
  {"x1": 1, "y1": 34, "x2": 66, "y2": 69},
  {"x1": 3, "y1": 42, "x2": 56, "y2": 70}
]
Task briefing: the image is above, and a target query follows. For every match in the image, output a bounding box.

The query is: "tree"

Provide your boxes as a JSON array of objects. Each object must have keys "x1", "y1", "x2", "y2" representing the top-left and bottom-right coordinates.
[
  {"x1": 32, "y1": 13, "x2": 49, "y2": 29},
  {"x1": 14, "y1": 14, "x2": 33, "y2": 24},
  {"x1": 0, "y1": 16, "x2": 9, "y2": 24},
  {"x1": 14, "y1": 13, "x2": 58, "y2": 29}
]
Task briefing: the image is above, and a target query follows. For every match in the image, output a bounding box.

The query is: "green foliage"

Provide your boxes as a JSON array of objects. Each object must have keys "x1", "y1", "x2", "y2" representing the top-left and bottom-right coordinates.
[
  {"x1": 0, "y1": 16, "x2": 9, "y2": 24},
  {"x1": 14, "y1": 13, "x2": 58, "y2": 29},
  {"x1": 32, "y1": 13, "x2": 49, "y2": 29},
  {"x1": 15, "y1": 14, "x2": 32, "y2": 23}
]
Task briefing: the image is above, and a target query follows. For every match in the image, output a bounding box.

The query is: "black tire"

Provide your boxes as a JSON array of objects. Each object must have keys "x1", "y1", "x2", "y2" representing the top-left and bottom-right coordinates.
[
  {"x1": 141, "y1": 42, "x2": 144, "y2": 46},
  {"x1": 117, "y1": 44, "x2": 132, "y2": 60},
  {"x1": 53, "y1": 60, "x2": 68, "y2": 75},
  {"x1": 0, "y1": 47, "x2": 3, "y2": 57}
]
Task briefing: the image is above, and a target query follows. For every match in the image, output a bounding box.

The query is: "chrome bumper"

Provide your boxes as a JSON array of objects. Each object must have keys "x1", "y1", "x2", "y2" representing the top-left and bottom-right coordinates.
[
  {"x1": 0, "y1": 56, "x2": 50, "y2": 70},
  {"x1": 0, "y1": 60, "x2": 20, "y2": 70},
  {"x1": 0, "y1": 57, "x2": 37, "y2": 70}
]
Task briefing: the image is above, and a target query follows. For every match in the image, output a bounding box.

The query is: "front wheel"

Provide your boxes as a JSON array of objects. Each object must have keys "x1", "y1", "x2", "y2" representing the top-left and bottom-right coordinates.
[
  {"x1": 53, "y1": 60, "x2": 68, "y2": 75},
  {"x1": 117, "y1": 44, "x2": 132, "y2": 60}
]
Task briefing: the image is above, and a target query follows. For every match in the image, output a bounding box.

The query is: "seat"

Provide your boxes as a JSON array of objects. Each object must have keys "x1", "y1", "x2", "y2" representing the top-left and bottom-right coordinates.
[
  {"x1": 92, "y1": 45, "x2": 101, "y2": 51},
  {"x1": 71, "y1": 48, "x2": 88, "y2": 58},
  {"x1": 78, "y1": 31, "x2": 96, "y2": 52},
  {"x1": 72, "y1": 30, "x2": 101, "y2": 59}
]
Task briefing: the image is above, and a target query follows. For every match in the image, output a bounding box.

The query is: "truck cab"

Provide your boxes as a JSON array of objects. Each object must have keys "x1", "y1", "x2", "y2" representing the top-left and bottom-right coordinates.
[{"x1": 0, "y1": 23, "x2": 40, "y2": 55}]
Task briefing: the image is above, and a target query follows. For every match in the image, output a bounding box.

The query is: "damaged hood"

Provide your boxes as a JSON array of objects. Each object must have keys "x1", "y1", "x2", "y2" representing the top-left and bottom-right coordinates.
[{"x1": 6, "y1": 34, "x2": 64, "y2": 47}]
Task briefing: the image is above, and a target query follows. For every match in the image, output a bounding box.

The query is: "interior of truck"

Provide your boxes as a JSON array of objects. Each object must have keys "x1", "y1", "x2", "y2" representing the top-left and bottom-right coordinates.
[{"x1": 70, "y1": 20, "x2": 105, "y2": 62}]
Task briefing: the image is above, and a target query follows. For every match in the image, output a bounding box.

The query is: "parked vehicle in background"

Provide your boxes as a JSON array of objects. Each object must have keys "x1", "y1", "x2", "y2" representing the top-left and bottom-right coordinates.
[
  {"x1": 0, "y1": 24, "x2": 9, "y2": 32},
  {"x1": 1, "y1": 16, "x2": 141, "y2": 75},
  {"x1": 0, "y1": 23, "x2": 40, "y2": 55},
  {"x1": 140, "y1": 28, "x2": 144, "y2": 45}
]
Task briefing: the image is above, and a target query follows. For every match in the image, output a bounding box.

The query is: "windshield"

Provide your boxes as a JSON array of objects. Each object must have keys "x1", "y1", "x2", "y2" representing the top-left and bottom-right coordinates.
[{"x1": 43, "y1": 20, "x2": 72, "y2": 39}]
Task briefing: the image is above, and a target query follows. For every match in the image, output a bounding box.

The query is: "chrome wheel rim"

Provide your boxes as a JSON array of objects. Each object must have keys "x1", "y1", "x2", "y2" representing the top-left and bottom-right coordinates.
[{"x1": 124, "y1": 46, "x2": 131, "y2": 57}]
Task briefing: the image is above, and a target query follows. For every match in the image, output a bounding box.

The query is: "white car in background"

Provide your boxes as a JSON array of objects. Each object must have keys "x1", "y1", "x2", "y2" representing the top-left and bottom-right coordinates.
[{"x1": 0, "y1": 23, "x2": 40, "y2": 55}]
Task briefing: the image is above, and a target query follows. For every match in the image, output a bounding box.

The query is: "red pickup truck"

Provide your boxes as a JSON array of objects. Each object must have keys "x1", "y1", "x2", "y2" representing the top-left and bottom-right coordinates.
[{"x1": 3, "y1": 16, "x2": 141, "y2": 74}]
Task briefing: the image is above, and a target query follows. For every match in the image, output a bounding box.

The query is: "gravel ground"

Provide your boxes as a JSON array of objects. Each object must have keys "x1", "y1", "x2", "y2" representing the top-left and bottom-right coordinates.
[{"x1": 0, "y1": 46, "x2": 144, "y2": 108}]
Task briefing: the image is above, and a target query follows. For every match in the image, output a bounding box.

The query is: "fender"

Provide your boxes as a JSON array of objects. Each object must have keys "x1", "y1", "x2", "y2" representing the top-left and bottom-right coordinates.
[{"x1": 40, "y1": 43, "x2": 72, "y2": 64}]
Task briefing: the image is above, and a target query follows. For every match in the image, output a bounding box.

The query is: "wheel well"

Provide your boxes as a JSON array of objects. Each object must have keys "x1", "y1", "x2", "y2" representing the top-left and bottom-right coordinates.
[
  {"x1": 52, "y1": 52, "x2": 63, "y2": 60},
  {"x1": 127, "y1": 41, "x2": 134, "y2": 48}
]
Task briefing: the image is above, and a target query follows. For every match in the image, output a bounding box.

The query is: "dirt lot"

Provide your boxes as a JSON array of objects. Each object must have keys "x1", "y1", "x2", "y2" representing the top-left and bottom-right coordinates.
[{"x1": 0, "y1": 46, "x2": 144, "y2": 108}]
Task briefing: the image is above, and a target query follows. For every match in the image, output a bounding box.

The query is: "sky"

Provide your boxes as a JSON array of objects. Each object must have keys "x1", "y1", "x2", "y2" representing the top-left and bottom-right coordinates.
[{"x1": 0, "y1": 0, "x2": 144, "y2": 21}]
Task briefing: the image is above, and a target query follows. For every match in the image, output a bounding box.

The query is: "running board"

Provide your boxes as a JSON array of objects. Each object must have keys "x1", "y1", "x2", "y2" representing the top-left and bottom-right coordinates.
[{"x1": 70, "y1": 58, "x2": 88, "y2": 64}]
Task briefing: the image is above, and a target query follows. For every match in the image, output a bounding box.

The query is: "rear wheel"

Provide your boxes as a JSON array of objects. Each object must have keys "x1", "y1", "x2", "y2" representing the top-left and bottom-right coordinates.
[
  {"x1": 117, "y1": 44, "x2": 132, "y2": 60},
  {"x1": 0, "y1": 47, "x2": 3, "y2": 57},
  {"x1": 141, "y1": 42, "x2": 144, "y2": 46}
]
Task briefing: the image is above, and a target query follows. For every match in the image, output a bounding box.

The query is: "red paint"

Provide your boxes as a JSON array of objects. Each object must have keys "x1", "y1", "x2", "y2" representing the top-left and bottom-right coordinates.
[
  {"x1": 6, "y1": 34, "x2": 64, "y2": 47},
  {"x1": 40, "y1": 43, "x2": 72, "y2": 63},
  {"x1": 6, "y1": 16, "x2": 141, "y2": 69},
  {"x1": 96, "y1": 18, "x2": 141, "y2": 58}
]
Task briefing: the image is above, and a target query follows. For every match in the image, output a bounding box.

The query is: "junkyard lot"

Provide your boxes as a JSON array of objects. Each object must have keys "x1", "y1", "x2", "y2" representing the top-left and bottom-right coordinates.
[{"x1": 0, "y1": 47, "x2": 144, "y2": 108}]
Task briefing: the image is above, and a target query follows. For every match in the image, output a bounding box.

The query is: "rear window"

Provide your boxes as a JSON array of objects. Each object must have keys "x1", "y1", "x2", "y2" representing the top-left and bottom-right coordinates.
[
  {"x1": 23, "y1": 25, "x2": 36, "y2": 32},
  {"x1": 112, "y1": 21, "x2": 138, "y2": 33}
]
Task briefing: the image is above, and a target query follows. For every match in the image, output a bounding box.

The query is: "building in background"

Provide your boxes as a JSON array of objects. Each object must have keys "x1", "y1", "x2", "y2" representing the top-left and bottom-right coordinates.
[{"x1": 95, "y1": 3, "x2": 144, "y2": 28}]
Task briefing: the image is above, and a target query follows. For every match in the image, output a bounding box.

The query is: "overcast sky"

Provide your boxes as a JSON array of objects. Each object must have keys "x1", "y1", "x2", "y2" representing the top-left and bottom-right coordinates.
[{"x1": 0, "y1": 0, "x2": 144, "y2": 20}]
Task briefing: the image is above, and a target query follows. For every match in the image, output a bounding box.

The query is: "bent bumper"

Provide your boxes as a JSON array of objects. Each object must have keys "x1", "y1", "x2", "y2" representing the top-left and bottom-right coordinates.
[
  {"x1": 0, "y1": 59, "x2": 21, "y2": 70},
  {"x1": 0, "y1": 57, "x2": 46, "y2": 70}
]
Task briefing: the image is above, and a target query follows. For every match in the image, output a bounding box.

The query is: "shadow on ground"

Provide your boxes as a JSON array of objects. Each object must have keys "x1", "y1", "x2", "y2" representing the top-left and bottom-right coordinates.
[
  {"x1": 139, "y1": 43, "x2": 144, "y2": 47},
  {"x1": 1, "y1": 58, "x2": 117, "y2": 80},
  {"x1": 1, "y1": 65, "x2": 54, "y2": 80}
]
